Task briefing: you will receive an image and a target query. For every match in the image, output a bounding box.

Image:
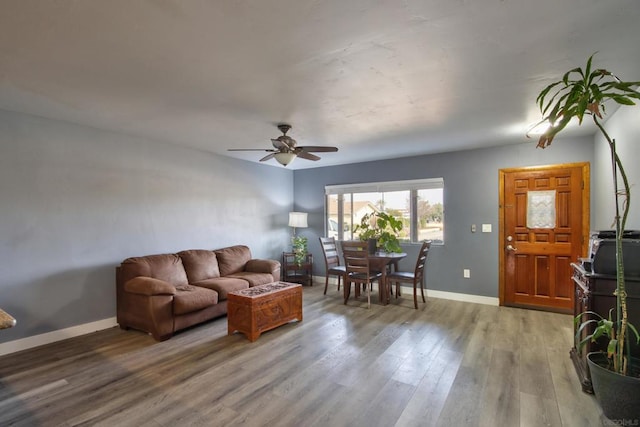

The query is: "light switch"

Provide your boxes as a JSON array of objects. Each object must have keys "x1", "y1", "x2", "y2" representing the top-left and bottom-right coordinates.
[
  {"x1": 482, "y1": 224, "x2": 492, "y2": 233},
  {"x1": 471, "y1": 224, "x2": 476, "y2": 233}
]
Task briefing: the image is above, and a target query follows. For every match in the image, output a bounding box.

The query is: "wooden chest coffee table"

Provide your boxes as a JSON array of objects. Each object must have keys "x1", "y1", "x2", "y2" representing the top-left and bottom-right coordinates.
[{"x1": 227, "y1": 281, "x2": 302, "y2": 342}]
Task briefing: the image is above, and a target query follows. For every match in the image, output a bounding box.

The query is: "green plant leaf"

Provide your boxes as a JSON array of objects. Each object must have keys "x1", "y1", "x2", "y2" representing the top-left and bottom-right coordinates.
[
  {"x1": 575, "y1": 310, "x2": 605, "y2": 323},
  {"x1": 536, "y1": 81, "x2": 562, "y2": 108},
  {"x1": 541, "y1": 85, "x2": 569, "y2": 115},
  {"x1": 628, "y1": 322, "x2": 640, "y2": 344},
  {"x1": 585, "y1": 54, "x2": 593, "y2": 79},
  {"x1": 575, "y1": 318, "x2": 599, "y2": 341},
  {"x1": 612, "y1": 95, "x2": 636, "y2": 105},
  {"x1": 576, "y1": 94, "x2": 589, "y2": 123},
  {"x1": 591, "y1": 326, "x2": 607, "y2": 342},
  {"x1": 590, "y1": 83, "x2": 602, "y2": 100},
  {"x1": 607, "y1": 339, "x2": 618, "y2": 358},
  {"x1": 562, "y1": 67, "x2": 582, "y2": 85}
]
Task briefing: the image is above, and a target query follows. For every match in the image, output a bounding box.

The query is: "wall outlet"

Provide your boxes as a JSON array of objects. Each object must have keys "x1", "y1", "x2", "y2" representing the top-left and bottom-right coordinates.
[
  {"x1": 482, "y1": 224, "x2": 492, "y2": 233},
  {"x1": 463, "y1": 269, "x2": 471, "y2": 278}
]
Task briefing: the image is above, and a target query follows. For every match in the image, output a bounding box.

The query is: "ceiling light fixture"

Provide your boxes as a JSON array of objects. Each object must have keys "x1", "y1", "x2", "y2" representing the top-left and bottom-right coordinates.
[
  {"x1": 527, "y1": 115, "x2": 565, "y2": 136},
  {"x1": 274, "y1": 152, "x2": 296, "y2": 166},
  {"x1": 527, "y1": 120, "x2": 551, "y2": 135}
]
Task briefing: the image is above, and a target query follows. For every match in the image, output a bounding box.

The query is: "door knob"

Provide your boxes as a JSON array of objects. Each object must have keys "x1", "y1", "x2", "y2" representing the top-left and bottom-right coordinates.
[{"x1": 506, "y1": 244, "x2": 517, "y2": 252}]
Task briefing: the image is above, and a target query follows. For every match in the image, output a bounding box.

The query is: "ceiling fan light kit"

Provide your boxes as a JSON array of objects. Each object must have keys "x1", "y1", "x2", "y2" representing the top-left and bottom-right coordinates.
[
  {"x1": 274, "y1": 152, "x2": 296, "y2": 166},
  {"x1": 228, "y1": 124, "x2": 338, "y2": 167}
]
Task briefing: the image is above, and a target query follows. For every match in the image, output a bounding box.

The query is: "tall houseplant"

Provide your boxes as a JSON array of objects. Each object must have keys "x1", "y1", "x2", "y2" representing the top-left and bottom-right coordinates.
[{"x1": 532, "y1": 55, "x2": 640, "y2": 419}]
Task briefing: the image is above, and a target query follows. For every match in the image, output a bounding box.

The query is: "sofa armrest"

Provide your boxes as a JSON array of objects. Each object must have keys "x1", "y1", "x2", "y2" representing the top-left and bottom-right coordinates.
[
  {"x1": 246, "y1": 259, "x2": 281, "y2": 280},
  {"x1": 124, "y1": 276, "x2": 177, "y2": 296}
]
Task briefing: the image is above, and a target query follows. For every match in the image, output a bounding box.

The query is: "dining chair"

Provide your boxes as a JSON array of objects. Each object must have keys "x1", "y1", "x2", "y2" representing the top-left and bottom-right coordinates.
[
  {"x1": 341, "y1": 240, "x2": 382, "y2": 309},
  {"x1": 319, "y1": 237, "x2": 347, "y2": 295},
  {"x1": 385, "y1": 240, "x2": 431, "y2": 309}
]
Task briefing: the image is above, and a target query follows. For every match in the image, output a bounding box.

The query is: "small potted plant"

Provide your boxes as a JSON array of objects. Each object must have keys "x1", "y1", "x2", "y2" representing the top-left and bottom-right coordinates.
[
  {"x1": 354, "y1": 212, "x2": 403, "y2": 253},
  {"x1": 291, "y1": 235, "x2": 308, "y2": 266},
  {"x1": 531, "y1": 54, "x2": 640, "y2": 422}
]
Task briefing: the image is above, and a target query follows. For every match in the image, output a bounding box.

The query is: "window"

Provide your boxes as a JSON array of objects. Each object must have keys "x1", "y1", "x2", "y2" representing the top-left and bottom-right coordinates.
[{"x1": 326, "y1": 178, "x2": 444, "y2": 244}]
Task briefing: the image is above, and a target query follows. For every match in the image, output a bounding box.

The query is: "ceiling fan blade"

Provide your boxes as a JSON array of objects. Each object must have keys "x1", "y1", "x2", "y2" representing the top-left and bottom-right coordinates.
[
  {"x1": 296, "y1": 151, "x2": 320, "y2": 161},
  {"x1": 298, "y1": 146, "x2": 338, "y2": 153},
  {"x1": 228, "y1": 148, "x2": 276, "y2": 152},
  {"x1": 259, "y1": 153, "x2": 277, "y2": 162}
]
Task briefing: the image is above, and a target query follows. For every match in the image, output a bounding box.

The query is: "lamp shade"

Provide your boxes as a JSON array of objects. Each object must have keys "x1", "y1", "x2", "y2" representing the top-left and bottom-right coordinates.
[
  {"x1": 274, "y1": 152, "x2": 296, "y2": 166},
  {"x1": 288, "y1": 212, "x2": 308, "y2": 228}
]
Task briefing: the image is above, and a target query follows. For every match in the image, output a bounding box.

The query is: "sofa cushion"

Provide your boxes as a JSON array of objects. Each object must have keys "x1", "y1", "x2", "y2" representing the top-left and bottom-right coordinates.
[
  {"x1": 124, "y1": 277, "x2": 176, "y2": 296},
  {"x1": 173, "y1": 284, "x2": 218, "y2": 315},
  {"x1": 226, "y1": 271, "x2": 275, "y2": 287},
  {"x1": 120, "y1": 254, "x2": 189, "y2": 287},
  {"x1": 215, "y1": 245, "x2": 252, "y2": 276},
  {"x1": 191, "y1": 277, "x2": 249, "y2": 300},
  {"x1": 178, "y1": 249, "x2": 221, "y2": 283},
  {"x1": 246, "y1": 259, "x2": 281, "y2": 280}
]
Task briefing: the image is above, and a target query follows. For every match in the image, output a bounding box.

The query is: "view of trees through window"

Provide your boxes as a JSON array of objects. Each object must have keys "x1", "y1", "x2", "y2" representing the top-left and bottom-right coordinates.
[
  {"x1": 416, "y1": 188, "x2": 444, "y2": 241},
  {"x1": 326, "y1": 179, "x2": 444, "y2": 244}
]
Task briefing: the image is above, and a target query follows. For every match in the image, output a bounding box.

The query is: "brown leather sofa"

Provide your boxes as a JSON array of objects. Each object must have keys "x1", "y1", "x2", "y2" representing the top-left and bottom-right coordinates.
[{"x1": 116, "y1": 245, "x2": 280, "y2": 341}]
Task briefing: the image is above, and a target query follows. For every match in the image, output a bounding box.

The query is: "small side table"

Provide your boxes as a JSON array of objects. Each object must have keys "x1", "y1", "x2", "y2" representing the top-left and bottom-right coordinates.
[
  {"x1": 0, "y1": 309, "x2": 16, "y2": 329},
  {"x1": 282, "y1": 252, "x2": 313, "y2": 286}
]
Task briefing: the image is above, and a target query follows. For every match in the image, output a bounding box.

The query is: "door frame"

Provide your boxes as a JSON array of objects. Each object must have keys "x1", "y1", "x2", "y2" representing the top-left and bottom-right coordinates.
[{"x1": 498, "y1": 162, "x2": 591, "y2": 307}]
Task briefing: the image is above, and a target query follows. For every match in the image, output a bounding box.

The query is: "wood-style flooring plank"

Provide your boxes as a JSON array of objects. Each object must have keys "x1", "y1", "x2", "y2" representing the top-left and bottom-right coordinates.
[
  {"x1": 547, "y1": 347, "x2": 604, "y2": 426},
  {"x1": 355, "y1": 379, "x2": 416, "y2": 427},
  {"x1": 478, "y1": 348, "x2": 520, "y2": 427},
  {"x1": 520, "y1": 391, "x2": 564, "y2": 427},
  {"x1": 0, "y1": 283, "x2": 603, "y2": 427},
  {"x1": 394, "y1": 347, "x2": 464, "y2": 426}
]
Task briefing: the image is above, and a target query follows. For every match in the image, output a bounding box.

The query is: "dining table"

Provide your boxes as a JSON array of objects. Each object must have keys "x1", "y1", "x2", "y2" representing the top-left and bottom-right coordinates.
[{"x1": 368, "y1": 251, "x2": 407, "y2": 305}]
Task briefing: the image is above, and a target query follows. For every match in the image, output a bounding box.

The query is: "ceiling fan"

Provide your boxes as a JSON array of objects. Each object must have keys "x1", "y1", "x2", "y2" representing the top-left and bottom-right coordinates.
[{"x1": 228, "y1": 124, "x2": 338, "y2": 166}]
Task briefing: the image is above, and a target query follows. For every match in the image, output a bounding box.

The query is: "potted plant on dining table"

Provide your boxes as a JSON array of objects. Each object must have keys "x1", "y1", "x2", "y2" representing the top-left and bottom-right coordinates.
[{"x1": 354, "y1": 211, "x2": 403, "y2": 253}]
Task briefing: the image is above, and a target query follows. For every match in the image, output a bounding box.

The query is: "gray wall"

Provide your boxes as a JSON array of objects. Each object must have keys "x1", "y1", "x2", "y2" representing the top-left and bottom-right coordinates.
[
  {"x1": 0, "y1": 109, "x2": 293, "y2": 343},
  {"x1": 295, "y1": 137, "x2": 594, "y2": 299},
  {"x1": 8, "y1": 102, "x2": 636, "y2": 345},
  {"x1": 592, "y1": 106, "x2": 640, "y2": 230}
]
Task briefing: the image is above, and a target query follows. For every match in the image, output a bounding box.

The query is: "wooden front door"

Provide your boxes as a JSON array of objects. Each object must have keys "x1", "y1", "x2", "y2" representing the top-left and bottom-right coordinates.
[{"x1": 499, "y1": 163, "x2": 590, "y2": 313}]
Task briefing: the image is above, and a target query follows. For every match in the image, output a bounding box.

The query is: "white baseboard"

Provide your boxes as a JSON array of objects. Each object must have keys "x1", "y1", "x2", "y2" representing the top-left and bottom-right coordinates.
[
  {"x1": 318, "y1": 275, "x2": 499, "y2": 306},
  {"x1": 425, "y1": 289, "x2": 499, "y2": 306},
  {"x1": 0, "y1": 317, "x2": 118, "y2": 356}
]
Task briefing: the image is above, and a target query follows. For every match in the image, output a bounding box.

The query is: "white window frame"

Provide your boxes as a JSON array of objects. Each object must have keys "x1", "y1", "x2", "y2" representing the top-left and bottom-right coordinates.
[{"x1": 325, "y1": 178, "x2": 444, "y2": 244}]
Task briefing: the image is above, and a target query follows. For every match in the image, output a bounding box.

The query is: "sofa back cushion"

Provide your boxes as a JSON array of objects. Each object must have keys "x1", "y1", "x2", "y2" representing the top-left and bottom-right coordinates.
[
  {"x1": 178, "y1": 250, "x2": 221, "y2": 283},
  {"x1": 120, "y1": 254, "x2": 189, "y2": 287},
  {"x1": 214, "y1": 245, "x2": 252, "y2": 276}
]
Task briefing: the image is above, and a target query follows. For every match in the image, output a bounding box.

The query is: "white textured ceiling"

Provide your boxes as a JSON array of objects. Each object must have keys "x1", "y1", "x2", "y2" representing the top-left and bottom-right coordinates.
[{"x1": 1, "y1": 1, "x2": 639, "y2": 169}]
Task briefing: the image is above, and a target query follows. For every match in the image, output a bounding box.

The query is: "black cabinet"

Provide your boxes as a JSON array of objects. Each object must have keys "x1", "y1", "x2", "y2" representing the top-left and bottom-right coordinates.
[{"x1": 570, "y1": 263, "x2": 640, "y2": 393}]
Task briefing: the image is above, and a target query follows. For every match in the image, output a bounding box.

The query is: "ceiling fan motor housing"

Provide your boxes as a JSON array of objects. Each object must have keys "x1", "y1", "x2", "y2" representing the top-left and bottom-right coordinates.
[
  {"x1": 277, "y1": 124, "x2": 291, "y2": 134},
  {"x1": 274, "y1": 135, "x2": 297, "y2": 150}
]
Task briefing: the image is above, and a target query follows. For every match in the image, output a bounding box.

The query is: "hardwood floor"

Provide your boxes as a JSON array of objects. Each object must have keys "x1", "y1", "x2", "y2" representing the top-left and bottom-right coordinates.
[{"x1": 0, "y1": 283, "x2": 606, "y2": 426}]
